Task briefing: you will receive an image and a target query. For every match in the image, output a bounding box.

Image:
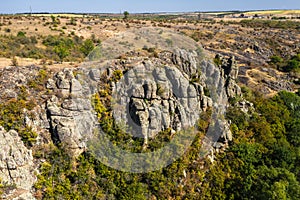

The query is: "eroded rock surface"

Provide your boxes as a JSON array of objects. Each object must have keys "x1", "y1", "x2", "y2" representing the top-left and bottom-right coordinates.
[
  {"x1": 0, "y1": 48, "x2": 243, "y2": 197},
  {"x1": 0, "y1": 127, "x2": 36, "y2": 199},
  {"x1": 110, "y1": 49, "x2": 240, "y2": 149},
  {"x1": 46, "y1": 69, "x2": 97, "y2": 156},
  {"x1": 113, "y1": 62, "x2": 207, "y2": 144}
]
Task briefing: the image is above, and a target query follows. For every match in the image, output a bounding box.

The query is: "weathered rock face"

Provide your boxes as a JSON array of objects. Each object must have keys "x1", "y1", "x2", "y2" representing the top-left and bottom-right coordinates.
[
  {"x1": 113, "y1": 62, "x2": 207, "y2": 144},
  {"x1": 111, "y1": 49, "x2": 238, "y2": 148},
  {"x1": 43, "y1": 48, "x2": 238, "y2": 151},
  {"x1": 194, "y1": 53, "x2": 244, "y2": 157},
  {"x1": 262, "y1": 79, "x2": 294, "y2": 92},
  {"x1": 0, "y1": 65, "x2": 47, "y2": 100},
  {"x1": 44, "y1": 50, "x2": 215, "y2": 149},
  {"x1": 215, "y1": 55, "x2": 242, "y2": 99},
  {"x1": 0, "y1": 47, "x2": 242, "y2": 196},
  {"x1": 46, "y1": 69, "x2": 97, "y2": 156},
  {"x1": 0, "y1": 126, "x2": 36, "y2": 199}
]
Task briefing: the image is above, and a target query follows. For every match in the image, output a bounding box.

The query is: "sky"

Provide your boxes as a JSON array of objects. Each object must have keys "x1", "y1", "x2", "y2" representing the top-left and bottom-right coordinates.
[{"x1": 1, "y1": 0, "x2": 300, "y2": 14}]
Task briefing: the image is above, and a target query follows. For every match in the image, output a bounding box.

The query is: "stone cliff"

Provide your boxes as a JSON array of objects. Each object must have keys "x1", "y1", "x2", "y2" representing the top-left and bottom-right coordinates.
[{"x1": 0, "y1": 48, "x2": 241, "y2": 198}]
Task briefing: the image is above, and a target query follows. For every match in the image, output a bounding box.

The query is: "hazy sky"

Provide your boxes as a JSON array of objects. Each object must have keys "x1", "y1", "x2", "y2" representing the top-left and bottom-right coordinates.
[{"x1": 1, "y1": 0, "x2": 300, "y2": 14}]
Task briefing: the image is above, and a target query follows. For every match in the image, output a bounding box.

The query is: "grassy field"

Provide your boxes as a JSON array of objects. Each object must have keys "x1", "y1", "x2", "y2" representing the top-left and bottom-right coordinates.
[
  {"x1": 246, "y1": 10, "x2": 300, "y2": 15},
  {"x1": 30, "y1": 13, "x2": 85, "y2": 18},
  {"x1": 13, "y1": 9, "x2": 300, "y2": 18}
]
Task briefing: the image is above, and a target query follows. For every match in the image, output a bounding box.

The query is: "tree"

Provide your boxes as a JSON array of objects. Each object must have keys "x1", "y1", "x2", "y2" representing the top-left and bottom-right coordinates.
[
  {"x1": 80, "y1": 39, "x2": 95, "y2": 57},
  {"x1": 51, "y1": 15, "x2": 56, "y2": 24},
  {"x1": 54, "y1": 42, "x2": 69, "y2": 63},
  {"x1": 123, "y1": 11, "x2": 129, "y2": 20},
  {"x1": 252, "y1": 166, "x2": 300, "y2": 200}
]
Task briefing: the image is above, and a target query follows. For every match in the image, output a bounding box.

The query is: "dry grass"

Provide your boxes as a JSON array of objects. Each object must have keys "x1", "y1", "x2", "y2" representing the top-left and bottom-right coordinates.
[
  {"x1": 31, "y1": 14, "x2": 85, "y2": 18},
  {"x1": 0, "y1": 12, "x2": 298, "y2": 96},
  {"x1": 246, "y1": 10, "x2": 300, "y2": 15},
  {"x1": 0, "y1": 57, "x2": 78, "y2": 70}
]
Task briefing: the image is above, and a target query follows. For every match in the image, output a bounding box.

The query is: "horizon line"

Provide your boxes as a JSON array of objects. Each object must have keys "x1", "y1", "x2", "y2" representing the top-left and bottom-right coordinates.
[{"x1": 1, "y1": 8, "x2": 299, "y2": 15}]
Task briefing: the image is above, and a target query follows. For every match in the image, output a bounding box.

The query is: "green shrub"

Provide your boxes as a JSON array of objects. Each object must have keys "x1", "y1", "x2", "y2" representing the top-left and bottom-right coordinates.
[
  {"x1": 0, "y1": 87, "x2": 37, "y2": 147},
  {"x1": 91, "y1": 94, "x2": 107, "y2": 119},
  {"x1": 213, "y1": 56, "x2": 222, "y2": 66},
  {"x1": 110, "y1": 70, "x2": 123, "y2": 83},
  {"x1": 67, "y1": 17, "x2": 77, "y2": 26},
  {"x1": 80, "y1": 39, "x2": 95, "y2": 56},
  {"x1": 0, "y1": 178, "x2": 3, "y2": 196},
  {"x1": 17, "y1": 31, "x2": 26, "y2": 37},
  {"x1": 269, "y1": 53, "x2": 300, "y2": 73},
  {"x1": 269, "y1": 55, "x2": 283, "y2": 65},
  {"x1": 286, "y1": 59, "x2": 300, "y2": 72},
  {"x1": 54, "y1": 42, "x2": 69, "y2": 62},
  {"x1": 240, "y1": 19, "x2": 300, "y2": 29},
  {"x1": 28, "y1": 68, "x2": 50, "y2": 91}
]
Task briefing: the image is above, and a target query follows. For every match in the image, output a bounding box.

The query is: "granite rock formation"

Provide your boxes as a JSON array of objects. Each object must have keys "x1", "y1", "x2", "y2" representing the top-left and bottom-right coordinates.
[
  {"x1": 0, "y1": 127, "x2": 36, "y2": 200},
  {"x1": 46, "y1": 69, "x2": 97, "y2": 156},
  {"x1": 0, "y1": 48, "x2": 242, "y2": 197}
]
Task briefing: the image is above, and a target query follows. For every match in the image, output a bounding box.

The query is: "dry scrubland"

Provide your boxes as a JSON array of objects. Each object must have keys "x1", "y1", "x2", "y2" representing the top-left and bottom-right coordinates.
[{"x1": 0, "y1": 11, "x2": 299, "y2": 94}]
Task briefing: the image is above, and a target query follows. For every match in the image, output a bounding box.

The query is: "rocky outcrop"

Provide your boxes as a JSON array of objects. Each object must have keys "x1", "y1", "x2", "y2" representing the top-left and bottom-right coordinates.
[
  {"x1": 113, "y1": 62, "x2": 209, "y2": 145},
  {"x1": 0, "y1": 47, "x2": 243, "y2": 195},
  {"x1": 237, "y1": 100, "x2": 254, "y2": 113},
  {"x1": 46, "y1": 69, "x2": 97, "y2": 156},
  {"x1": 43, "y1": 48, "x2": 234, "y2": 150},
  {"x1": 112, "y1": 49, "x2": 239, "y2": 149},
  {"x1": 0, "y1": 66, "x2": 45, "y2": 100},
  {"x1": 215, "y1": 54, "x2": 242, "y2": 98},
  {"x1": 262, "y1": 79, "x2": 294, "y2": 92},
  {"x1": 0, "y1": 126, "x2": 36, "y2": 199},
  {"x1": 197, "y1": 53, "x2": 243, "y2": 158}
]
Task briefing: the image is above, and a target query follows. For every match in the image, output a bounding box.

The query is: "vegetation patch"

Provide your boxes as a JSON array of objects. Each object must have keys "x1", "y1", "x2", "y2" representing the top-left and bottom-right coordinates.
[
  {"x1": 0, "y1": 32, "x2": 98, "y2": 62},
  {"x1": 0, "y1": 87, "x2": 37, "y2": 147},
  {"x1": 239, "y1": 19, "x2": 300, "y2": 29},
  {"x1": 269, "y1": 53, "x2": 300, "y2": 73}
]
